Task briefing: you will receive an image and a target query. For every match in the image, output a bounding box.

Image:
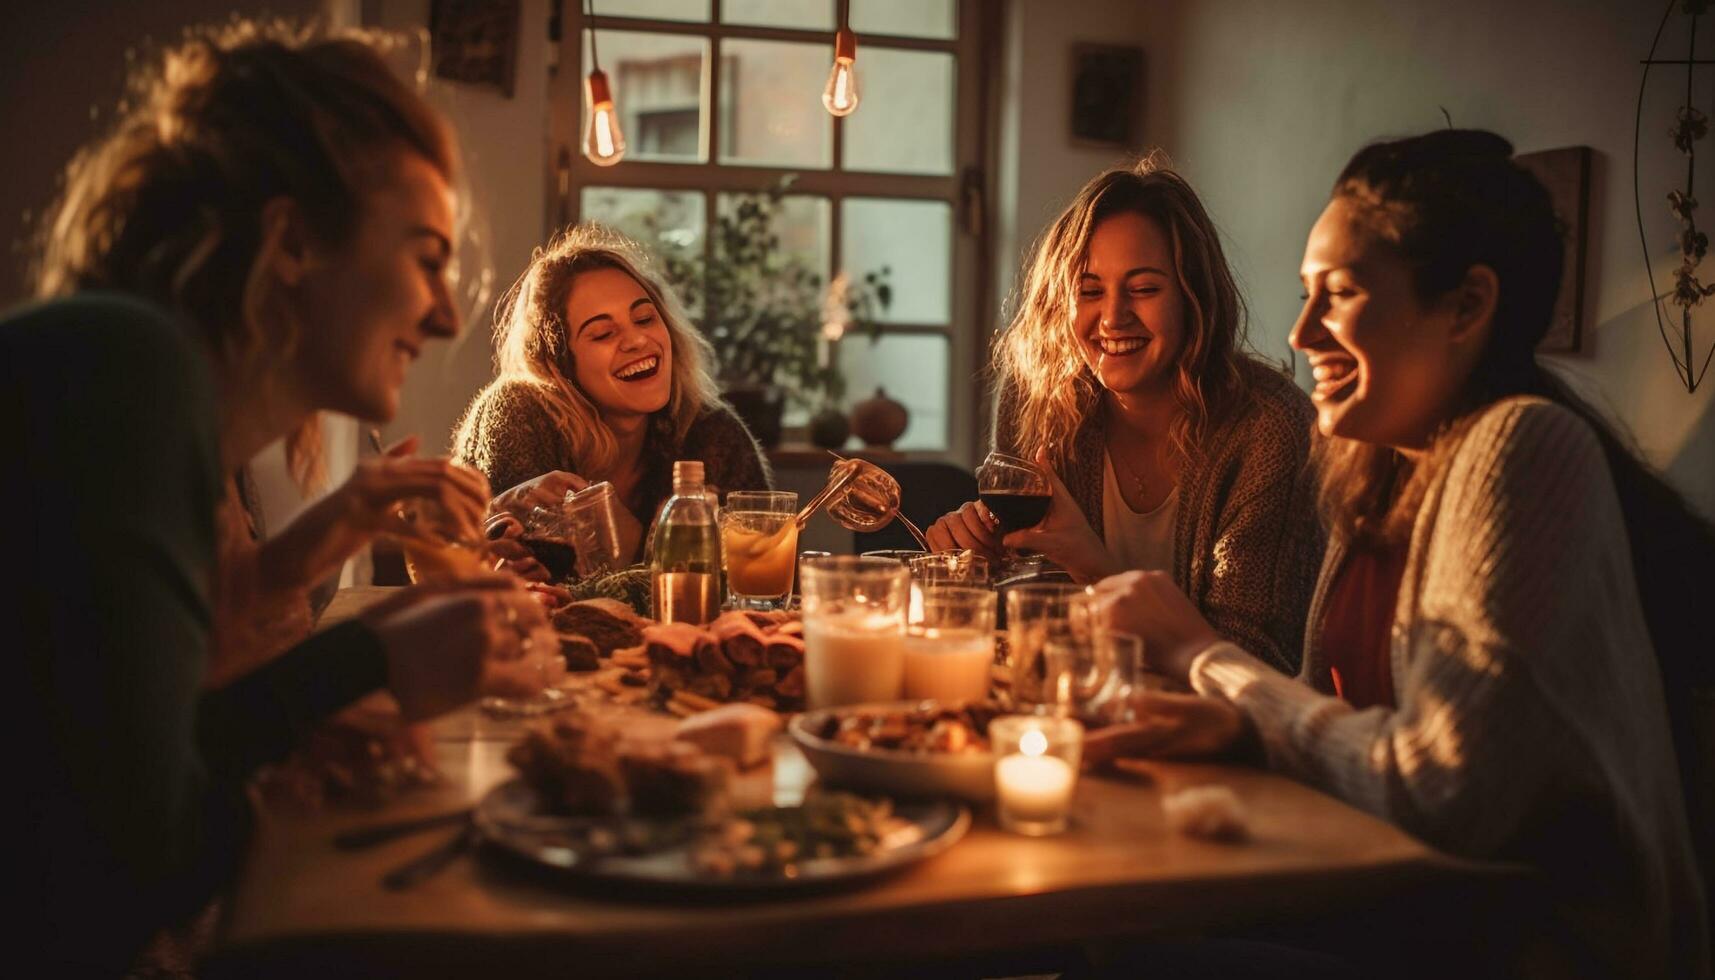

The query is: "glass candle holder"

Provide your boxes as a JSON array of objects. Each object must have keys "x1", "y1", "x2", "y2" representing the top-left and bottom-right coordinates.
[{"x1": 990, "y1": 714, "x2": 1083, "y2": 836}]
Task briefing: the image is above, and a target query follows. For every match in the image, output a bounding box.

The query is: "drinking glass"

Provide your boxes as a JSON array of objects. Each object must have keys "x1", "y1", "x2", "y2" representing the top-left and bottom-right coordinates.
[
  {"x1": 721, "y1": 490, "x2": 799, "y2": 610},
  {"x1": 861, "y1": 548, "x2": 927, "y2": 563},
  {"x1": 520, "y1": 482, "x2": 623, "y2": 583},
  {"x1": 908, "y1": 551, "x2": 991, "y2": 587},
  {"x1": 902, "y1": 586, "x2": 997, "y2": 704},
  {"x1": 1003, "y1": 582, "x2": 1090, "y2": 713},
  {"x1": 905, "y1": 550, "x2": 990, "y2": 625},
  {"x1": 398, "y1": 498, "x2": 490, "y2": 583},
  {"x1": 799, "y1": 556, "x2": 910, "y2": 709},
  {"x1": 976, "y1": 451, "x2": 1052, "y2": 579},
  {"x1": 1043, "y1": 625, "x2": 1143, "y2": 723},
  {"x1": 563, "y1": 481, "x2": 624, "y2": 579},
  {"x1": 1083, "y1": 630, "x2": 1153, "y2": 724}
]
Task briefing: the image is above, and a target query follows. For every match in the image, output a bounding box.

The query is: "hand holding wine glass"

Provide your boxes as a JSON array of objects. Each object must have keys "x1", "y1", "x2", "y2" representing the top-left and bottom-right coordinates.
[
  {"x1": 997, "y1": 452, "x2": 1119, "y2": 584},
  {"x1": 976, "y1": 451, "x2": 1053, "y2": 533}
]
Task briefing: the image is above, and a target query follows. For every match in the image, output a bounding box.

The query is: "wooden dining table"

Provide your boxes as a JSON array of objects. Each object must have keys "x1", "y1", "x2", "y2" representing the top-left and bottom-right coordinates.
[{"x1": 208, "y1": 588, "x2": 1501, "y2": 978}]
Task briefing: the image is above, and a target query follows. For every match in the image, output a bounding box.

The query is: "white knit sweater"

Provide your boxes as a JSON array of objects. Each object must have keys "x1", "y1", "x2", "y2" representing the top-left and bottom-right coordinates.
[{"x1": 1188, "y1": 398, "x2": 1709, "y2": 978}]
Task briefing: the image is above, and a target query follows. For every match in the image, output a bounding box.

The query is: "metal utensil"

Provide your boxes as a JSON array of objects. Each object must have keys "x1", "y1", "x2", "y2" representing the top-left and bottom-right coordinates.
[
  {"x1": 334, "y1": 808, "x2": 474, "y2": 851},
  {"x1": 381, "y1": 819, "x2": 480, "y2": 891}
]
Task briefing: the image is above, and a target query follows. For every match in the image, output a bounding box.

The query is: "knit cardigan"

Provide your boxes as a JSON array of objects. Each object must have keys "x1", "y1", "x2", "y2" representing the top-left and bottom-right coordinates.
[
  {"x1": 451, "y1": 377, "x2": 773, "y2": 562},
  {"x1": 1189, "y1": 397, "x2": 1709, "y2": 978},
  {"x1": 996, "y1": 359, "x2": 1324, "y2": 674}
]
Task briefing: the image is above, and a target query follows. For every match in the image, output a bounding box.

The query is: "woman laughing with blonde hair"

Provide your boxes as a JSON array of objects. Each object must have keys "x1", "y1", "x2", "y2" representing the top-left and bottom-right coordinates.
[{"x1": 454, "y1": 224, "x2": 770, "y2": 574}]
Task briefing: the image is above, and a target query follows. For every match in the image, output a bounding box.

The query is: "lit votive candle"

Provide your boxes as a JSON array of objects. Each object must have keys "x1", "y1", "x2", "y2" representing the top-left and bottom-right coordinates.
[{"x1": 990, "y1": 715, "x2": 1083, "y2": 835}]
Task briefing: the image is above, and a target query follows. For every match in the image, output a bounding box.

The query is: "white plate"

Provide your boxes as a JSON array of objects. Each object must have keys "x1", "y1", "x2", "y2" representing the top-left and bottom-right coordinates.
[{"x1": 789, "y1": 703, "x2": 997, "y2": 802}]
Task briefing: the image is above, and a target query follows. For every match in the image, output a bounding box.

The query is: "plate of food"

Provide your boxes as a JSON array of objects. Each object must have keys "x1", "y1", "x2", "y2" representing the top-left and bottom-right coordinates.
[
  {"x1": 788, "y1": 701, "x2": 1002, "y2": 803},
  {"x1": 481, "y1": 715, "x2": 968, "y2": 890}
]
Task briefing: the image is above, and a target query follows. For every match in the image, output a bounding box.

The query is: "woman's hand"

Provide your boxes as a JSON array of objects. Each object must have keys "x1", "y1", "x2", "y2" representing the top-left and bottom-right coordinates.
[
  {"x1": 490, "y1": 470, "x2": 589, "y2": 520},
  {"x1": 481, "y1": 513, "x2": 550, "y2": 583},
  {"x1": 257, "y1": 437, "x2": 491, "y2": 598},
  {"x1": 359, "y1": 576, "x2": 560, "y2": 721},
  {"x1": 1093, "y1": 570, "x2": 1222, "y2": 681},
  {"x1": 1082, "y1": 692, "x2": 1250, "y2": 766},
  {"x1": 342, "y1": 435, "x2": 491, "y2": 542},
  {"x1": 925, "y1": 502, "x2": 1004, "y2": 560},
  {"x1": 1000, "y1": 452, "x2": 1117, "y2": 583}
]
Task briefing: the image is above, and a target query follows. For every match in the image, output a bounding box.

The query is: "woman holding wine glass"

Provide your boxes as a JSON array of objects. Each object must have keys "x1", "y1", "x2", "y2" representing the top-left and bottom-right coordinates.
[
  {"x1": 927, "y1": 157, "x2": 1324, "y2": 673},
  {"x1": 452, "y1": 224, "x2": 772, "y2": 578}
]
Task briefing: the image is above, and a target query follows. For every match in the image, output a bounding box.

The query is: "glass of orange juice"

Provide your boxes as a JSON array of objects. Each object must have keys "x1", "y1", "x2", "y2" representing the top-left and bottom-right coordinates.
[{"x1": 720, "y1": 490, "x2": 799, "y2": 610}]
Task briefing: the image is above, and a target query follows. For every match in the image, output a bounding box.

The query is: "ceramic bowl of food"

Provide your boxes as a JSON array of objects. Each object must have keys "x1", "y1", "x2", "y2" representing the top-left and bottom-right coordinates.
[{"x1": 787, "y1": 701, "x2": 1000, "y2": 802}]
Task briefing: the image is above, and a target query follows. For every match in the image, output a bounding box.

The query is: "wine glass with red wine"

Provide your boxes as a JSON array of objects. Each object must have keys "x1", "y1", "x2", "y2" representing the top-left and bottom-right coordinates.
[{"x1": 976, "y1": 451, "x2": 1052, "y2": 577}]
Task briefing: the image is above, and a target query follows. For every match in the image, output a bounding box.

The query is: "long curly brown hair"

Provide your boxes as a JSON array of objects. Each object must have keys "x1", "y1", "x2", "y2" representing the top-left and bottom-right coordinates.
[{"x1": 992, "y1": 154, "x2": 1255, "y2": 471}]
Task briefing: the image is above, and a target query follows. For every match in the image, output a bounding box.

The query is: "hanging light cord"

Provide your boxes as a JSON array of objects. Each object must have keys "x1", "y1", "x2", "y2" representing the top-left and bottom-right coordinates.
[{"x1": 586, "y1": 0, "x2": 602, "y2": 73}]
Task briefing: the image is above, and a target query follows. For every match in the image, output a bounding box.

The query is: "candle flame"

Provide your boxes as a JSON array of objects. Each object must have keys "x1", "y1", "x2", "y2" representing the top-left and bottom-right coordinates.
[{"x1": 1021, "y1": 729, "x2": 1048, "y2": 757}]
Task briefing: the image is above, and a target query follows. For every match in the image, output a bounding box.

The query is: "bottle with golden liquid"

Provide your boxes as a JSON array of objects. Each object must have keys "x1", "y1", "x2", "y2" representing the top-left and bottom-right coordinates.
[{"x1": 650, "y1": 460, "x2": 722, "y2": 624}]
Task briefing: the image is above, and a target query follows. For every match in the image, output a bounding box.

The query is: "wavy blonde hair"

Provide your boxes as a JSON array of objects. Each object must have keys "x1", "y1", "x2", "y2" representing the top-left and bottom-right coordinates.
[
  {"x1": 993, "y1": 156, "x2": 1251, "y2": 472},
  {"x1": 33, "y1": 21, "x2": 456, "y2": 490},
  {"x1": 486, "y1": 223, "x2": 719, "y2": 479}
]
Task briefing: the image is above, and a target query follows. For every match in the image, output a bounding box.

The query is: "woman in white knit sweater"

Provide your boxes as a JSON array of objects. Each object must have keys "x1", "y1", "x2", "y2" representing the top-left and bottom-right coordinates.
[{"x1": 1091, "y1": 130, "x2": 1710, "y2": 977}]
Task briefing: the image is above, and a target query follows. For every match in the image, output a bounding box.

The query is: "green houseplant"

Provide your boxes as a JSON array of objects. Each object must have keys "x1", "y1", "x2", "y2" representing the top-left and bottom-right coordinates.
[{"x1": 643, "y1": 179, "x2": 891, "y2": 447}]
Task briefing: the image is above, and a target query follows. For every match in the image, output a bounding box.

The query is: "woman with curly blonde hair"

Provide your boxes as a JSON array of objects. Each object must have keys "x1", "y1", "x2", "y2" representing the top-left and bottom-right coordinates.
[
  {"x1": 453, "y1": 224, "x2": 770, "y2": 573},
  {"x1": 928, "y1": 157, "x2": 1322, "y2": 672}
]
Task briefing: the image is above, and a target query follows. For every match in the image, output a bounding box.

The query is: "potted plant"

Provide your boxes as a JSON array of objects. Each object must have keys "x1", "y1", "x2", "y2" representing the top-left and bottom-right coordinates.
[{"x1": 643, "y1": 179, "x2": 890, "y2": 448}]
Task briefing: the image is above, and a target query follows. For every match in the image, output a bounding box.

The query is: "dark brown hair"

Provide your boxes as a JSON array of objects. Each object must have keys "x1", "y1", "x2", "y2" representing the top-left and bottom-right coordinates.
[{"x1": 1317, "y1": 130, "x2": 1714, "y2": 851}]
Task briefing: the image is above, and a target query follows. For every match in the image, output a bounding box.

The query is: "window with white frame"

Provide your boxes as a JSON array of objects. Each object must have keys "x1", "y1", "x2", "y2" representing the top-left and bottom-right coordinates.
[{"x1": 549, "y1": 0, "x2": 989, "y2": 460}]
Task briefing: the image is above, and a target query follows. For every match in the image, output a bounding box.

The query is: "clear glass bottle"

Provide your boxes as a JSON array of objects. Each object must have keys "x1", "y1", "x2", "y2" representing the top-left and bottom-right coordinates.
[{"x1": 650, "y1": 460, "x2": 723, "y2": 624}]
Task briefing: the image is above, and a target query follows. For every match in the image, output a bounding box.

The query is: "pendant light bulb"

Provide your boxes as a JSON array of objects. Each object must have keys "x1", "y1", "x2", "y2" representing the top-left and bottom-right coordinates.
[
  {"x1": 822, "y1": 26, "x2": 860, "y2": 117},
  {"x1": 583, "y1": 68, "x2": 626, "y2": 166}
]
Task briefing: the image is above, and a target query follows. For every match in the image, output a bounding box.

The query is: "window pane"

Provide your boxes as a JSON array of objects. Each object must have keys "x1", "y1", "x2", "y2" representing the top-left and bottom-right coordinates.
[
  {"x1": 722, "y1": 0, "x2": 832, "y2": 30},
  {"x1": 580, "y1": 187, "x2": 706, "y2": 315},
  {"x1": 593, "y1": 0, "x2": 710, "y2": 22},
  {"x1": 579, "y1": 186, "x2": 706, "y2": 259},
  {"x1": 583, "y1": 31, "x2": 708, "y2": 163},
  {"x1": 849, "y1": 0, "x2": 956, "y2": 39},
  {"x1": 716, "y1": 192, "x2": 830, "y2": 279},
  {"x1": 838, "y1": 334, "x2": 949, "y2": 451},
  {"x1": 718, "y1": 39, "x2": 833, "y2": 169},
  {"x1": 840, "y1": 48, "x2": 953, "y2": 175},
  {"x1": 841, "y1": 198, "x2": 950, "y2": 324}
]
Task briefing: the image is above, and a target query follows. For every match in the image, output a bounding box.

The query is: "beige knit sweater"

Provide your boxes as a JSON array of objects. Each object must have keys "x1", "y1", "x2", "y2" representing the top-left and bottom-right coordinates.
[{"x1": 1188, "y1": 397, "x2": 1709, "y2": 978}]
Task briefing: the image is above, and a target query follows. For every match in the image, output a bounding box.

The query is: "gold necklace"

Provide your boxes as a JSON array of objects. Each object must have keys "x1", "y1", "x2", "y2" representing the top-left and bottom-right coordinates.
[{"x1": 1108, "y1": 436, "x2": 1150, "y2": 500}]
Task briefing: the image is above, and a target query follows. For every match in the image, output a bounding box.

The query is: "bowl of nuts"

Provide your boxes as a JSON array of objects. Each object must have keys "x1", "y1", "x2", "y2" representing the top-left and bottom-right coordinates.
[{"x1": 787, "y1": 701, "x2": 1002, "y2": 802}]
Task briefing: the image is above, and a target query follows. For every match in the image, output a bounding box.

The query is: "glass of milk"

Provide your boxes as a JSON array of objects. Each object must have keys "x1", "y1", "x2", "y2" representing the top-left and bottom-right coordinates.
[
  {"x1": 800, "y1": 556, "x2": 911, "y2": 709},
  {"x1": 902, "y1": 586, "x2": 996, "y2": 704}
]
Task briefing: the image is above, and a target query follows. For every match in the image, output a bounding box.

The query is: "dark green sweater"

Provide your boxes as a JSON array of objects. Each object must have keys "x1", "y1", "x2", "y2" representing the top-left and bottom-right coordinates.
[{"x1": 2, "y1": 294, "x2": 388, "y2": 975}]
